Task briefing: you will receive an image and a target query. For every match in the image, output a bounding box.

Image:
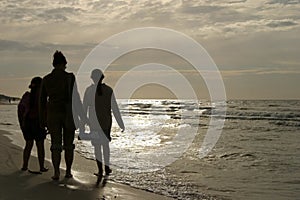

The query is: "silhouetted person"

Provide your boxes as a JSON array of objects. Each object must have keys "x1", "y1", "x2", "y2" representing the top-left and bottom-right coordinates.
[
  {"x1": 83, "y1": 69, "x2": 124, "y2": 185},
  {"x1": 39, "y1": 50, "x2": 87, "y2": 180},
  {"x1": 18, "y1": 77, "x2": 48, "y2": 172}
]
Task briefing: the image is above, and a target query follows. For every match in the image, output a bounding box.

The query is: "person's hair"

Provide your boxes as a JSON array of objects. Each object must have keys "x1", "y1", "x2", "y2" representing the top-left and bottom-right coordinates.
[
  {"x1": 91, "y1": 69, "x2": 105, "y2": 96},
  {"x1": 29, "y1": 77, "x2": 42, "y2": 108},
  {"x1": 96, "y1": 76, "x2": 105, "y2": 95},
  {"x1": 52, "y1": 50, "x2": 67, "y2": 67}
]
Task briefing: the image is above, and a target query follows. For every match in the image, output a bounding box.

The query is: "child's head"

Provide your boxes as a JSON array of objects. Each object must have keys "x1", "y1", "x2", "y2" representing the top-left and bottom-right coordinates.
[{"x1": 29, "y1": 77, "x2": 42, "y2": 89}]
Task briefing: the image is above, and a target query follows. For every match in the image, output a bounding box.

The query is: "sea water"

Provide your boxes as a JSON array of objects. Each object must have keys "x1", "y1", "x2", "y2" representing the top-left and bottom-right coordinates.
[{"x1": 0, "y1": 100, "x2": 299, "y2": 200}]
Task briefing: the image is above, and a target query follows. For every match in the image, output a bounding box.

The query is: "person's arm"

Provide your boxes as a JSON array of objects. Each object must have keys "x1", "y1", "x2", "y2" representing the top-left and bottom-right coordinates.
[
  {"x1": 71, "y1": 74, "x2": 89, "y2": 127},
  {"x1": 18, "y1": 92, "x2": 29, "y2": 129},
  {"x1": 111, "y1": 92, "x2": 125, "y2": 131},
  {"x1": 39, "y1": 79, "x2": 47, "y2": 128},
  {"x1": 82, "y1": 87, "x2": 89, "y2": 117}
]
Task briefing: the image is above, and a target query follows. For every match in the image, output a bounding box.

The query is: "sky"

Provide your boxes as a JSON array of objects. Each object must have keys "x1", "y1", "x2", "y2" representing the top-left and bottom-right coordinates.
[{"x1": 0, "y1": 0, "x2": 299, "y2": 100}]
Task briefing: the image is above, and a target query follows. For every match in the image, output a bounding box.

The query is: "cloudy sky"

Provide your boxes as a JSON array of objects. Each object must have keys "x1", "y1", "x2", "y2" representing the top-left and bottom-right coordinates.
[{"x1": 0, "y1": 0, "x2": 299, "y2": 99}]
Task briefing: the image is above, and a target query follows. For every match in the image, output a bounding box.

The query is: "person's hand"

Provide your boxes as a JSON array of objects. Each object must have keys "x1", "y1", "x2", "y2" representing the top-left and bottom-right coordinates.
[
  {"x1": 82, "y1": 117, "x2": 90, "y2": 127},
  {"x1": 79, "y1": 121, "x2": 85, "y2": 132},
  {"x1": 40, "y1": 121, "x2": 47, "y2": 130},
  {"x1": 44, "y1": 127, "x2": 49, "y2": 134},
  {"x1": 78, "y1": 122, "x2": 85, "y2": 141},
  {"x1": 85, "y1": 118, "x2": 90, "y2": 126}
]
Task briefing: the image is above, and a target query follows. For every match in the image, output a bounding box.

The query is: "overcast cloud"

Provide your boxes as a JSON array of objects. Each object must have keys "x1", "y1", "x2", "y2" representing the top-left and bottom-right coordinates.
[{"x1": 0, "y1": 0, "x2": 299, "y2": 99}]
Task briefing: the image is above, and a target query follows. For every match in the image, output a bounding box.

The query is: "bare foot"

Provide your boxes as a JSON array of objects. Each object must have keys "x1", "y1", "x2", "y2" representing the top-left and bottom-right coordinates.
[
  {"x1": 51, "y1": 172, "x2": 60, "y2": 181},
  {"x1": 40, "y1": 167, "x2": 49, "y2": 172},
  {"x1": 21, "y1": 167, "x2": 28, "y2": 171},
  {"x1": 95, "y1": 173, "x2": 103, "y2": 186},
  {"x1": 65, "y1": 173, "x2": 73, "y2": 178}
]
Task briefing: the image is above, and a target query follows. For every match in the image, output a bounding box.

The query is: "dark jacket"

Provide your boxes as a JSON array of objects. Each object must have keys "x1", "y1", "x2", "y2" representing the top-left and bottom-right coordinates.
[
  {"x1": 18, "y1": 89, "x2": 46, "y2": 140},
  {"x1": 83, "y1": 83, "x2": 125, "y2": 130},
  {"x1": 39, "y1": 68, "x2": 85, "y2": 129}
]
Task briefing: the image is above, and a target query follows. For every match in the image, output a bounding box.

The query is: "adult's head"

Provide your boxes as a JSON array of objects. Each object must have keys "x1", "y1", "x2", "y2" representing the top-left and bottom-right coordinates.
[
  {"x1": 91, "y1": 69, "x2": 104, "y2": 84},
  {"x1": 52, "y1": 50, "x2": 67, "y2": 69}
]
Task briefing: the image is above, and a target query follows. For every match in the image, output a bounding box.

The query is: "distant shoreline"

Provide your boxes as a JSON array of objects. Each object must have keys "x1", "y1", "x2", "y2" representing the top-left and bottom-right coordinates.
[
  {"x1": 0, "y1": 93, "x2": 20, "y2": 105},
  {"x1": 0, "y1": 102, "x2": 19, "y2": 105}
]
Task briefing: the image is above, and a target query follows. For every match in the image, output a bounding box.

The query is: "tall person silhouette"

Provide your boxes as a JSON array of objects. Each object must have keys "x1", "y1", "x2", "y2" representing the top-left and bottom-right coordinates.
[
  {"x1": 39, "y1": 51, "x2": 88, "y2": 180},
  {"x1": 83, "y1": 69, "x2": 125, "y2": 185}
]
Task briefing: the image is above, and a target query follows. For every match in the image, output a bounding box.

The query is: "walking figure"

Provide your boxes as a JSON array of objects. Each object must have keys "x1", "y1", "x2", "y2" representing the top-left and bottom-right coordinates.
[{"x1": 83, "y1": 69, "x2": 125, "y2": 186}]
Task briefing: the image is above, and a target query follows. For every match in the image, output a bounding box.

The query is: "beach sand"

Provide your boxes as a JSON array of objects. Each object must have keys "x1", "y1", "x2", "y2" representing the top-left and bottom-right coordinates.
[{"x1": 0, "y1": 129, "x2": 173, "y2": 200}]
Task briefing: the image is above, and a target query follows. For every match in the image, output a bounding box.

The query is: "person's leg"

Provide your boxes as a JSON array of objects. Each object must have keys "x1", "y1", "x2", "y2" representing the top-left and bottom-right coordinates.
[
  {"x1": 93, "y1": 143, "x2": 103, "y2": 185},
  {"x1": 48, "y1": 112, "x2": 63, "y2": 180},
  {"x1": 63, "y1": 126, "x2": 75, "y2": 178},
  {"x1": 94, "y1": 144, "x2": 103, "y2": 175},
  {"x1": 64, "y1": 148, "x2": 74, "y2": 177},
  {"x1": 102, "y1": 129, "x2": 111, "y2": 175},
  {"x1": 36, "y1": 140, "x2": 48, "y2": 171},
  {"x1": 103, "y1": 141, "x2": 111, "y2": 175},
  {"x1": 22, "y1": 140, "x2": 34, "y2": 170},
  {"x1": 51, "y1": 150, "x2": 61, "y2": 179}
]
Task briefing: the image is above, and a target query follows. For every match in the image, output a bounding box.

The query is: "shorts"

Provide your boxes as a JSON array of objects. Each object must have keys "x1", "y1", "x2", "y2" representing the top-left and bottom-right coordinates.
[{"x1": 22, "y1": 118, "x2": 46, "y2": 141}]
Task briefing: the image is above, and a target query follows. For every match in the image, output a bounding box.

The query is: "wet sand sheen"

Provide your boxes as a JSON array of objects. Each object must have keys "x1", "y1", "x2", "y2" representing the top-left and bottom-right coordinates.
[{"x1": 0, "y1": 129, "x2": 173, "y2": 200}]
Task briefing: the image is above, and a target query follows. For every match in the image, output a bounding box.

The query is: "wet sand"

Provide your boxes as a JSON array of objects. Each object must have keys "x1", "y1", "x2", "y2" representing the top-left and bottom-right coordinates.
[{"x1": 0, "y1": 129, "x2": 173, "y2": 200}]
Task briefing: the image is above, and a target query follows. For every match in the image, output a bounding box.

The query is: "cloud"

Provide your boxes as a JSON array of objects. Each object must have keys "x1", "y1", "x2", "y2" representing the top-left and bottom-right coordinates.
[
  {"x1": 36, "y1": 7, "x2": 84, "y2": 22},
  {"x1": 0, "y1": 39, "x2": 95, "y2": 52},
  {"x1": 227, "y1": 0, "x2": 248, "y2": 4},
  {"x1": 197, "y1": 18, "x2": 299, "y2": 38},
  {"x1": 266, "y1": 19, "x2": 298, "y2": 27},
  {"x1": 221, "y1": 67, "x2": 300, "y2": 78},
  {"x1": 180, "y1": 5, "x2": 224, "y2": 14},
  {"x1": 0, "y1": 39, "x2": 28, "y2": 51},
  {"x1": 267, "y1": 0, "x2": 300, "y2": 5},
  {"x1": 1, "y1": 0, "x2": 299, "y2": 42},
  {"x1": 0, "y1": 1, "x2": 300, "y2": 71},
  {"x1": 0, "y1": 0, "x2": 85, "y2": 24}
]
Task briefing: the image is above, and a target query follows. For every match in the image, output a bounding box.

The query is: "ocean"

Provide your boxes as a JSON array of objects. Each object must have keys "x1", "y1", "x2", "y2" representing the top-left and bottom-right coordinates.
[{"x1": 0, "y1": 99, "x2": 299, "y2": 200}]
